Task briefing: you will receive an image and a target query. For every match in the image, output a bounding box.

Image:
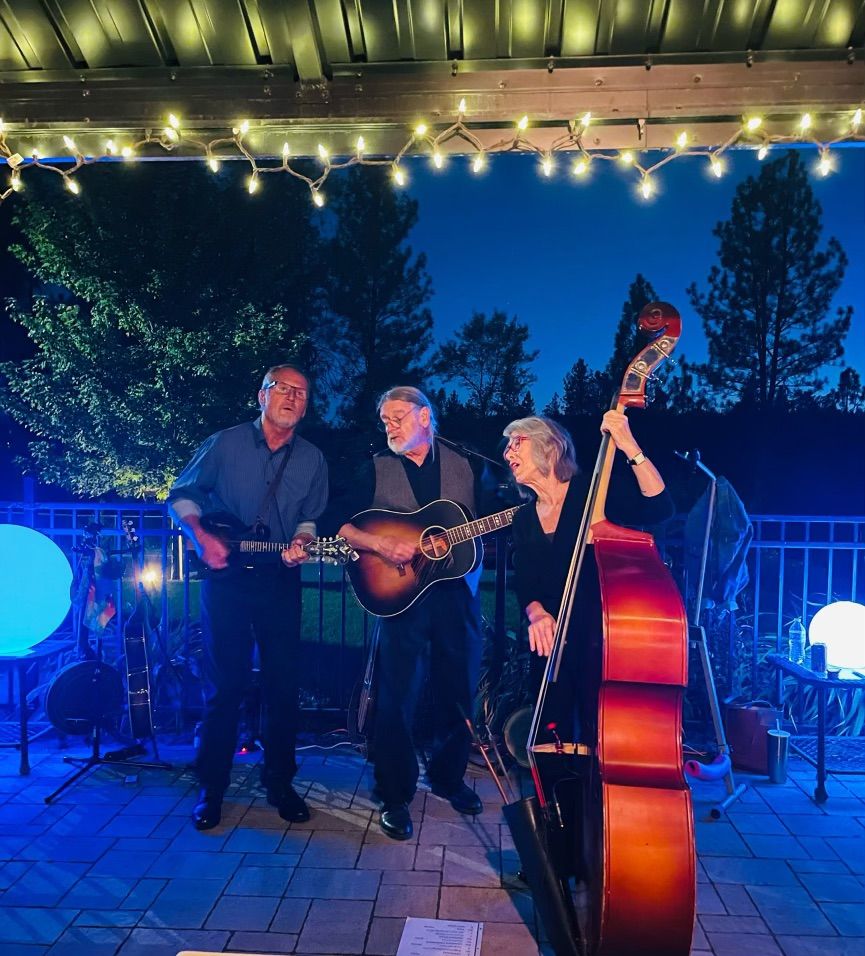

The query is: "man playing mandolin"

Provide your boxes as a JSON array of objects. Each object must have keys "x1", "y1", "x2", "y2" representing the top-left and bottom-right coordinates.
[
  {"x1": 168, "y1": 363, "x2": 328, "y2": 830},
  {"x1": 336, "y1": 387, "x2": 493, "y2": 840}
]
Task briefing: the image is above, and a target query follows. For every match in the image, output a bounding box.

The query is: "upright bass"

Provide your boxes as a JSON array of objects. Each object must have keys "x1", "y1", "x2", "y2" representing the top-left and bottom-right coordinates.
[{"x1": 509, "y1": 303, "x2": 695, "y2": 956}]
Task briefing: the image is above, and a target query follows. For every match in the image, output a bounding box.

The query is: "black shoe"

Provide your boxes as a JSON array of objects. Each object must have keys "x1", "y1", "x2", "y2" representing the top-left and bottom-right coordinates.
[
  {"x1": 379, "y1": 803, "x2": 413, "y2": 841},
  {"x1": 431, "y1": 781, "x2": 483, "y2": 815},
  {"x1": 267, "y1": 785, "x2": 310, "y2": 823},
  {"x1": 192, "y1": 789, "x2": 222, "y2": 830}
]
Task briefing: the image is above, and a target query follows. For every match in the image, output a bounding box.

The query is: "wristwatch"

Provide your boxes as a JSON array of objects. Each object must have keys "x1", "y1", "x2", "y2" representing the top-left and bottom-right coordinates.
[{"x1": 627, "y1": 452, "x2": 647, "y2": 467}]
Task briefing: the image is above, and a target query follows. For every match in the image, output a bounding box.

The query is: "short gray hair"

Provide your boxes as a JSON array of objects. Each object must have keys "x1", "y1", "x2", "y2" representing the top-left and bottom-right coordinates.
[
  {"x1": 503, "y1": 416, "x2": 578, "y2": 482},
  {"x1": 377, "y1": 386, "x2": 438, "y2": 433},
  {"x1": 261, "y1": 363, "x2": 310, "y2": 391}
]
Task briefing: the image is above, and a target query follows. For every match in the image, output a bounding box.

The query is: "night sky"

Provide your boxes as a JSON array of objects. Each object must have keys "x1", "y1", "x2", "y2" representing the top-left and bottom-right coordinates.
[{"x1": 403, "y1": 147, "x2": 865, "y2": 407}]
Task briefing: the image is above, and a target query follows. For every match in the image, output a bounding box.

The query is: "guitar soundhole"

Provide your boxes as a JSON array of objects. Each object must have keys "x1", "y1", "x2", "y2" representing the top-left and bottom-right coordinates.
[{"x1": 419, "y1": 525, "x2": 450, "y2": 561}]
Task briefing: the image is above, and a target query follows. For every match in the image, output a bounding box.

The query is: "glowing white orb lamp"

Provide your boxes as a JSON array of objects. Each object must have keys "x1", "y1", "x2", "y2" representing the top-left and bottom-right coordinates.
[
  {"x1": 0, "y1": 525, "x2": 72, "y2": 655},
  {"x1": 808, "y1": 601, "x2": 865, "y2": 674}
]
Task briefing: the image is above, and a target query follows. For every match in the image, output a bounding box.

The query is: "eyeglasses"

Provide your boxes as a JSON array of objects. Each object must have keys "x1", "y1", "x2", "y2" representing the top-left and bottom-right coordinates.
[
  {"x1": 504, "y1": 435, "x2": 530, "y2": 453},
  {"x1": 265, "y1": 382, "x2": 308, "y2": 400},
  {"x1": 379, "y1": 409, "x2": 418, "y2": 431}
]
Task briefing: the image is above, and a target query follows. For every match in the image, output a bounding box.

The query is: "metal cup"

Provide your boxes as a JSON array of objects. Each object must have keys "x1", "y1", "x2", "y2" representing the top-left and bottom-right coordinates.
[{"x1": 766, "y1": 729, "x2": 790, "y2": 784}]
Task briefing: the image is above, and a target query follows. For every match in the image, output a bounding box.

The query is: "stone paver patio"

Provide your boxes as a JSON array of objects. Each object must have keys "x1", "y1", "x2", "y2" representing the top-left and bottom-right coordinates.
[{"x1": 0, "y1": 738, "x2": 863, "y2": 955}]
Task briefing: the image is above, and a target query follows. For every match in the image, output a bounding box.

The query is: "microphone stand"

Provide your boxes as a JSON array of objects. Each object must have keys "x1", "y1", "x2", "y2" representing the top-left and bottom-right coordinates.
[{"x1": 676, "y1": 449, "x2": 747, "y2": 818}]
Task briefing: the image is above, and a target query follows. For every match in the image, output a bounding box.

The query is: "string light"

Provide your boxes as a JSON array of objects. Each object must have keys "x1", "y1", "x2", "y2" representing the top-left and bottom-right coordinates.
[
  {"x1": 0, "y1": 106, "x2": 862, "y2": 208},
  {"x1": 10, "y1": 172, "x2": 22, "y2": 192}
]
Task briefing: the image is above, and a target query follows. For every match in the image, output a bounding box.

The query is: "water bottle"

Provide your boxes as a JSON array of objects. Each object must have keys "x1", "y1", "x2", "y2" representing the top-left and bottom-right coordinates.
[{"x1": 788, "y1": 617, "x2": 806, "y2": 665}]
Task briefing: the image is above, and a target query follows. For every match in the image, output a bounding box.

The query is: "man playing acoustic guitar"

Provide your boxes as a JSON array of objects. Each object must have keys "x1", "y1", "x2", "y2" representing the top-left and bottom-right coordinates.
[
  {"x1": 336, "y1": 387, "x2": 493, "y2": 840},
  {"x1": 169, "y1": 363, "x2": 328, "y2": 831}
]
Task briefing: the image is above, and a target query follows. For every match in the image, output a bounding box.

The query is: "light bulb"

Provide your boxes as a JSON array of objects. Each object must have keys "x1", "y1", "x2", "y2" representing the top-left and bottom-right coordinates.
[
  {"x1": 619, "y1": 150, "x2": 634, "y2": 164},
  {"x1": 746, "y1": 116, "x2": 762, "y2": 131},
  {"x1": 676, "y1": 131, "x2": 688, "y2": 149},
  {"x1": 852, "y1": 108, "x2": 862, "y2": 130},
  {"x1": 572, "y1": 159, "x2": 588, "y2": 176},
  {"x1": 458, "y1": 98, "x2": 466, "y2": 115},
  {"x1": 640, "y1": 178, "x2": 653, "y2": 199},
  {"x1": 393, "y1": 167, "x2": 406, "y2": 187},
  {"x1": 247, "y1": 176, "x2": 259, "y2": 195},
  {"x1": 317, "y1": 143, "x2": 329, "y2": 160},
  {"x1": 580, "y1": 112, "x2": 592, "y2": 127},
  {"x1": 757, "y1": 145, "x2": 769, "y2": 160},
  {"x1": 168, "y1": 113, "x2": 181, "y2": 129},
  {"x1": 711, "y1": 159, "x2": 724, "y2": 178},
  {"x1": 208, "y1": 157, "x2": 220, "y2": 173},
  {"x1": 472, "y1": 153, "x2": 485, "y2": 173},
  {"x1": 433, "y1": 151, "x2": 443, "y2": 169},
  {"x1": 105, "y1": 140, "x2": 116, "y2": 155},
  {"x1": 356, "y1": 136, "x2": 365, "y2": 154},
  {"x1": 312, "y1": 190, "x2": 325, "y2": 207},
  {"x1": 541, "y1": 156, "x2": 553, "y2": 177},
  {"x1": 121, "y1": 146, "x2": 133, "y2": 159},
  {"x1": 66, "y1": 178, "x2": 80, "y2": 195},
  {"x1": 818, "y1": 153, "x2": 832, "y2": 176},
  {"x1": 63, "y1": 135, "x2": 76, "y2": 151},
  {"x1": 239, "y1": 120, "x2": 250, "y2": 135},
  {"x1": 799, "y1": 113, "x2": 812, "y2": 131},
  {"x1": 415, "y1": 123, "x2": 428, "y2": 137},
  {"x1": 282, "y1": 142, "x2": 290, "y2": 159},
  {"x1": 517, "y1": 115, "x2": 529, "y2": 131}
]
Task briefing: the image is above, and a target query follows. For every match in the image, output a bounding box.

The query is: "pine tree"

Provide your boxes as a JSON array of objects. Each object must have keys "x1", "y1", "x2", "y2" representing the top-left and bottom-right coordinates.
[
  {"x1": 325, "y1": 168, "x2": 434, "y2": 426},
  {"x1": 543, "y1": 392, "x2": 563, "y2": 417},
  {"x1": 688, "y1": 151, "x2": 852, "y2": 409},
  {"x1": 561, "y1": 358, "x2": 607, "y2": 416}
]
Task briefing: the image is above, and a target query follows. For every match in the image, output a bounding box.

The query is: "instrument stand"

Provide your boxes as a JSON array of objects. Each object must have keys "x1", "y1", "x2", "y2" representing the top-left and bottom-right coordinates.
[
  {"x1": 44, "y1": 635, "x2": 172, "y2": 805},
  {"x1": 679, "y1": 450, "x2": 747, "y2": 819}
]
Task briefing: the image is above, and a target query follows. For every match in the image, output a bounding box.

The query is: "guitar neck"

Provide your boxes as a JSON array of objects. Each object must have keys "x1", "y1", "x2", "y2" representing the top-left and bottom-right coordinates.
[{"x1": 445, "y1": 506, "x2": 522, "y2": 545}]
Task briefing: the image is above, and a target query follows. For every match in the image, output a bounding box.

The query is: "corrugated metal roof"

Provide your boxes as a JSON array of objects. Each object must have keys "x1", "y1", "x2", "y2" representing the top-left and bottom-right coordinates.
[{"x1": 1, "y1": 0, "x2": 862, "y2": 82}]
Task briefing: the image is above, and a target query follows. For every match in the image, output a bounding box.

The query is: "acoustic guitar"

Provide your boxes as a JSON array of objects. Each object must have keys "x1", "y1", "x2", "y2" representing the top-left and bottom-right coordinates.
[{"x1": 343, "y1": 499, "x2": 522, "y2": 617}]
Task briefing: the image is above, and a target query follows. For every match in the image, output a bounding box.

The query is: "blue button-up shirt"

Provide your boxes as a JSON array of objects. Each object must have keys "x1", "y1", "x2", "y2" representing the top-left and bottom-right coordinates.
[{"x1": 168, "y1": 418, "x2": 328, "y2": 542}]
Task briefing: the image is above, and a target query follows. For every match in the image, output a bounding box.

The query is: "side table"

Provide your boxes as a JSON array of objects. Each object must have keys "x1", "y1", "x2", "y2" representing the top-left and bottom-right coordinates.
[{"x1": 768, "y1": 653, "x2": 865, "y2": 803}]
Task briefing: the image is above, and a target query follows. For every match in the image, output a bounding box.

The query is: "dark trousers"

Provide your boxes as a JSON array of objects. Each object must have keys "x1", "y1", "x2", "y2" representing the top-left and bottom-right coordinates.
[
  {"x1": 372, "y1": 583, "x2": 482, "y2": 805},
  {"x1": 197, "y1": 564, "x2": 301, "y2": 795}
]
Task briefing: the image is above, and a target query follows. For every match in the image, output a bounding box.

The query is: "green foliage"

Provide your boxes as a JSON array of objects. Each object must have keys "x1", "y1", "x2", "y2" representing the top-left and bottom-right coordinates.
[
  {"x1": 433, "y1": 310, "x2": 538, "y2": 418},
  {"x1": 1, "y1": 164, "x2": 323, "y2": 497},
  {"x1": 561, "y1": 357, "x2": 607, "y2": 416},
  {"x1": 325, "y1": 168, "x2": 434, "y2": 426},
  {"x1": 688, "y1": 151, "x2": 852, "y2": 410}
]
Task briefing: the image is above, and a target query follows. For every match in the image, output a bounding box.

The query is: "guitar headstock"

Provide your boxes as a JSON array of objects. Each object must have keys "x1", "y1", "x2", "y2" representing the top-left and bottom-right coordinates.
[{"x1": 305, "y1": 536, "x2": 359, "y2": 566}]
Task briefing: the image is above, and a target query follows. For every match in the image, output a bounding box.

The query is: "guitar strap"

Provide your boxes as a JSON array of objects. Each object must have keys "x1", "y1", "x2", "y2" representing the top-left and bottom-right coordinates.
[{"x1": 252, "y1": 439, "x2": 294, "y2": 538}]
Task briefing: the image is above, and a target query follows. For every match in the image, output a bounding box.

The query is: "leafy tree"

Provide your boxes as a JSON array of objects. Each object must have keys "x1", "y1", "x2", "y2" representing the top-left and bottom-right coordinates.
[
  {"x1": 688, "y1": 151, "x2": 852, "y2": 409},
  {"x1": 561, "y1": 358, "x2": 607, "y2": 416},
  {"x1": 0, "y1": 164, "x2": 323, "y2": 497},
  {"x1": 325, "y1": 168, "x2": 434, "y2": 426},
  {"x1": 432, "y1": 310, "x2": 538, "y2": 418},
  {"x1": 543, "y1": 392, "x2": 563, "y2": 417}
]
